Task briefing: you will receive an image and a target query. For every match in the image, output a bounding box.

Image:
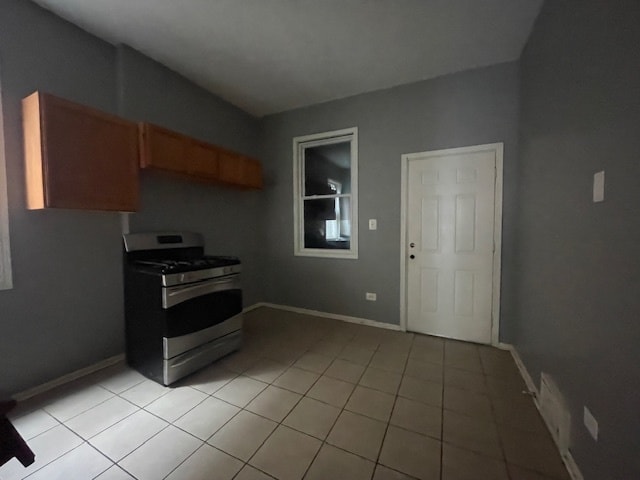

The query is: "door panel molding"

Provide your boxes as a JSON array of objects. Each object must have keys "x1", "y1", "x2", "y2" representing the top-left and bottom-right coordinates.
[{"x1": 400, "y1": 143, "x2": 503, "y2": 345}]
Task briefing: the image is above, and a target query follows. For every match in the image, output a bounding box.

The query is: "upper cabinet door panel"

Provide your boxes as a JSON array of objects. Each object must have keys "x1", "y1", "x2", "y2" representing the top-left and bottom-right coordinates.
[
  {"x1": 217, "y1": 150, "x2": 244, "y2": 185},
  {"x1": 218, "y1": 152, "x2": 263, "y2": 189},
  {"x1": 188, "y1": 140, "x2": 219, "y2": 179},
  {"x1": 22, "y1": 92, "x2": 139, "y2": 212},
  {"x1": 140, "y1": 123, "x2": 188, "y2": 173},
  {"x1": 242, "y1": 157, "x2": 263, "y2": 189}
]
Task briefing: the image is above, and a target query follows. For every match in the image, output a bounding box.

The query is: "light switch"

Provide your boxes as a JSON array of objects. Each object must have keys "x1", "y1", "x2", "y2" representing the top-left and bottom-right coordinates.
[
  {"x1": 368, "y1": 219, "x2": 377, "y2": 230},
  {"x1": 593, "y1": 171, "x2": 605, "y2": 202}
]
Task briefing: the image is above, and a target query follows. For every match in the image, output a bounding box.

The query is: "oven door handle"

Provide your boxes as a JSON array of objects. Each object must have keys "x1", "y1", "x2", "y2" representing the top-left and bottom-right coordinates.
[{"x1": 162, "y1": 275, "x2": 240, "y2": 309}]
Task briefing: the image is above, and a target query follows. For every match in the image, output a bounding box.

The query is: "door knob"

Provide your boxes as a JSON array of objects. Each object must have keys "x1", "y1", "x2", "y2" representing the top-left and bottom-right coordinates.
[{"x1": 410, "y1": 255, "x2": 415, "y2": 259}]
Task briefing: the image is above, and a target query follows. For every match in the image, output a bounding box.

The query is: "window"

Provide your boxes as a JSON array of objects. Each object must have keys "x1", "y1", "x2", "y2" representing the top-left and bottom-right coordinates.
[
  {"x1": 0, "y1": 74, "x2": 13, "y2": 290},
  {"x1": 293, "y1": 127, "x2": 358, "y2": 258}
]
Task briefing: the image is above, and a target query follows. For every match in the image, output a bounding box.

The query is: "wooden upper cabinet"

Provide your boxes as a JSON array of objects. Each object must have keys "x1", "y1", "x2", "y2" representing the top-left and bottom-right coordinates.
[
  {"x1": 241, "y1": 156, "x2": 263, "y2": 189},
  {"x1": 187, "y1": 140, "x2": 219, "y2": 180},
  {"x1": 22, "y1": 92, "x2": 139, "y2": 212},
  {"x1": 139, "y1": 122, "x2": 263, "y2": 189},
  {"x1": 139, "y1": 123, "x2": 188, "y2": 173},
  {"x1": 219, "y1": 153, "x2": 263, "y2": 189},
  {"x1": 217, "y1": 150, "x2": 244, "y2": 185}
]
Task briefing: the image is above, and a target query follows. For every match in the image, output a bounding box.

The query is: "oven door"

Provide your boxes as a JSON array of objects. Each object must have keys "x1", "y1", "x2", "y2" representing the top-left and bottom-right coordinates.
[
  {"x1": 163, "y1": 274, "x2": 241, "y2": 309},
  {"x1": 161, "y1": 274, "x2": 242, "y2": 359}
]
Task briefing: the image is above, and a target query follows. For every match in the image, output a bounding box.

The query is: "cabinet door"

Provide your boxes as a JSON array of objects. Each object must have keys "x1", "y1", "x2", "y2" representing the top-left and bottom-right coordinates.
[
  {"x1": 218, "y1": 150, "x2": 244, "y2": 185},
  {"x1": 139, "y1": 123, "x2": 189, "y2": 173},
  {"x1": 22, "y1": 92, "x2": 139, "y2": 211},
  {"x1": 242, "y1": 157, "x2": 263, "y2": 189},
  {"x1": 218, "y1": 152, "x2": 263, "y2": 189},
  {"x1": 187, "y1": 140, "x2": 219, "y2": 180}
]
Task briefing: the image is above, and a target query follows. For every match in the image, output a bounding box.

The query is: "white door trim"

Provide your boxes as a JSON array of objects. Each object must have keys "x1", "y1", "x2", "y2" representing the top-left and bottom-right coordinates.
[{"x1": 399, "y1": 142, "x2": 503, "y2": 345}]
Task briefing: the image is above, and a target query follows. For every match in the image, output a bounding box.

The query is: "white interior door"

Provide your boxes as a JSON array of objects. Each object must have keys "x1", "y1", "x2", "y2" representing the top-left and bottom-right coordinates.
[{"x1": 405, "y1": 144, "x2": 501, "y2": 344}]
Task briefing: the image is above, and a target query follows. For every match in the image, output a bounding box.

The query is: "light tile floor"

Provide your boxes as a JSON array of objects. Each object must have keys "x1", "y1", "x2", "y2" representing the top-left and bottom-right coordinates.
[{"x1": 2, "y1": 307, "x2": 571, "y2": 480}]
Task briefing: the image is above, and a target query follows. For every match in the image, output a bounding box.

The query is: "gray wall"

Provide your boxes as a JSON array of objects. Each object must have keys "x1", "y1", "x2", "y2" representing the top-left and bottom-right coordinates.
[
  {"x1": 0, "y1": 0, "x2": 122, "y2": 395},
  {"x1": 260, "y1": 62, "x2": 520, "y2": 331},
  {"x1": 117, "y1": 46, "x2": 265, "y2": 305},
  {"x1": 515, "y1": 1, "x2": 640, "y2": 478},
  {"x1": 0, "y1": 2, "x2": 262, "y2": 395}
]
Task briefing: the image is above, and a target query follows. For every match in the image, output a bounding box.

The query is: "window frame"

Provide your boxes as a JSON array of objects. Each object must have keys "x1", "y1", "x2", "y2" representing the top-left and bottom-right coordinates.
[
  {"x1": 0, "y1": 68, "x2": 13, "y2": 290},
  {"x1": 293, "y1": 127, "x2": 358, "y2": 259}
]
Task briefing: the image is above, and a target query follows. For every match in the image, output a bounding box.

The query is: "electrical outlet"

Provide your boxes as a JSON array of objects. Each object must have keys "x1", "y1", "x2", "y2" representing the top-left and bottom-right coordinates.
[
  {"x1": 584, "y1": 406, "x2": 598, "y2": 441},
  {"x1": 368, "y1": 219, "x2": 377, "y2": 230},
  {"x1": 365, "y1": 292, "x2": 377, "y2": 301}
]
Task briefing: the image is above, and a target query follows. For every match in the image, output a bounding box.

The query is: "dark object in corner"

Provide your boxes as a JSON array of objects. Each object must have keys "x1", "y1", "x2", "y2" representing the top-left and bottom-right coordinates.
[{"x1": 0, "y1": 397, "x2": 35, "y2": 467}]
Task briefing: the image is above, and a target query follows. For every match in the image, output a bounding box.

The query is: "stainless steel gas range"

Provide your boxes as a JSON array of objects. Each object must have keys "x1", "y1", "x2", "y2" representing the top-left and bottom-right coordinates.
[{"x1": 123, "y1": 232, "x2": 243, "y2": 386}]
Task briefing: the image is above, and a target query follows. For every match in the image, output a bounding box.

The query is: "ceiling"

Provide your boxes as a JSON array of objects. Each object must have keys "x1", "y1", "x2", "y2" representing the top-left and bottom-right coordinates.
[{"x1": 33, "y1": 0, "x2": 543, "y2": 117}]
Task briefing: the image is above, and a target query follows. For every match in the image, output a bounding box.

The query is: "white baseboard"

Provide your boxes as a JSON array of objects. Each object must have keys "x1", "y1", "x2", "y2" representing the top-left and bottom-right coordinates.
[
  {"x1": 242, "y1": 302, "x2": 265, "y2": 313},
  {"x1": 501, "y1": 343, "x2": 584, "y2": 480},
  {"x1": 250, "y1": 302, "x2": 403, "y2": 331},
  {"x1": 13, "y1": 354, "x2": 125, "y2": 402},
  {"x1": 563, "y1": 450, "x2": 585, "y2": 480},
  {"x1": 502, "y1": 343, "x2": 538, "y2": 395}
]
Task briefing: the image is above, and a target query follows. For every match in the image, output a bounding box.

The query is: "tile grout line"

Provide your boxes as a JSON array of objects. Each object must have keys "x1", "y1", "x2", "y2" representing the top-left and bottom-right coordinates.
[
  {"x1": 8, "y1": 416, "x2": 61, "y2": 444},
  {"x1": 40, "y1": 384, "x2": 117, "y2": 425},
  {"x1": 97, "y1": 389, "x2": 212, "y2": 467},
  {"x1": 371, "y1": 336, "x2": 411, "y2": 479},
  {"x1": 247, "y1": 333, "x2": 358, "y2": 479},
  {"x1": 226, "y1": 330, "x2": 347, "y2": 480},
  {"x1": 232, "y1": 335, "x2": 342, "y2": 479},
  {"x1": 121, "y1": 369, "x2": 276, "y2": 480},
  {"x1": 113, "y1": 422, "x2": 174, "y2": 473},
  {"x1": 82, "y1": 441, "x2": 113, "y2": 480},
  {"x1": 12, "y1": 424, "x2": 97, "y2": 480},
  {"x1": 480, "y1": 348, "x2": 514, "y2": 480},
  {"x1": 298, "y1": 333, "x2": 378, "y2": 480},
  {"x1": 236, "y1": 331, "x2": 428, "y2": 479}
]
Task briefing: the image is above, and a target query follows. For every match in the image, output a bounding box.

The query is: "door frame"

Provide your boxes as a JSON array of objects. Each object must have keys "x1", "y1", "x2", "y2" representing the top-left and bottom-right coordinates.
[{"x1": 399, "y1": 143, "x2": 504, "y2": 345}]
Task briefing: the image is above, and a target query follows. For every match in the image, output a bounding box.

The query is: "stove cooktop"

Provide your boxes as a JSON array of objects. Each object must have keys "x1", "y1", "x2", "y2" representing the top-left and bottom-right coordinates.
[{"x1": 132, "y1": 255, "x2": 240, "y2": 274}]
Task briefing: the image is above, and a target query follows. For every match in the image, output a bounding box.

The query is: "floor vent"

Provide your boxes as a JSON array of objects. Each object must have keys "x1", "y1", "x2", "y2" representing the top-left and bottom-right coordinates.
[{"x1": 539, "y1": 372, "x2": 571, "y2": 454}]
